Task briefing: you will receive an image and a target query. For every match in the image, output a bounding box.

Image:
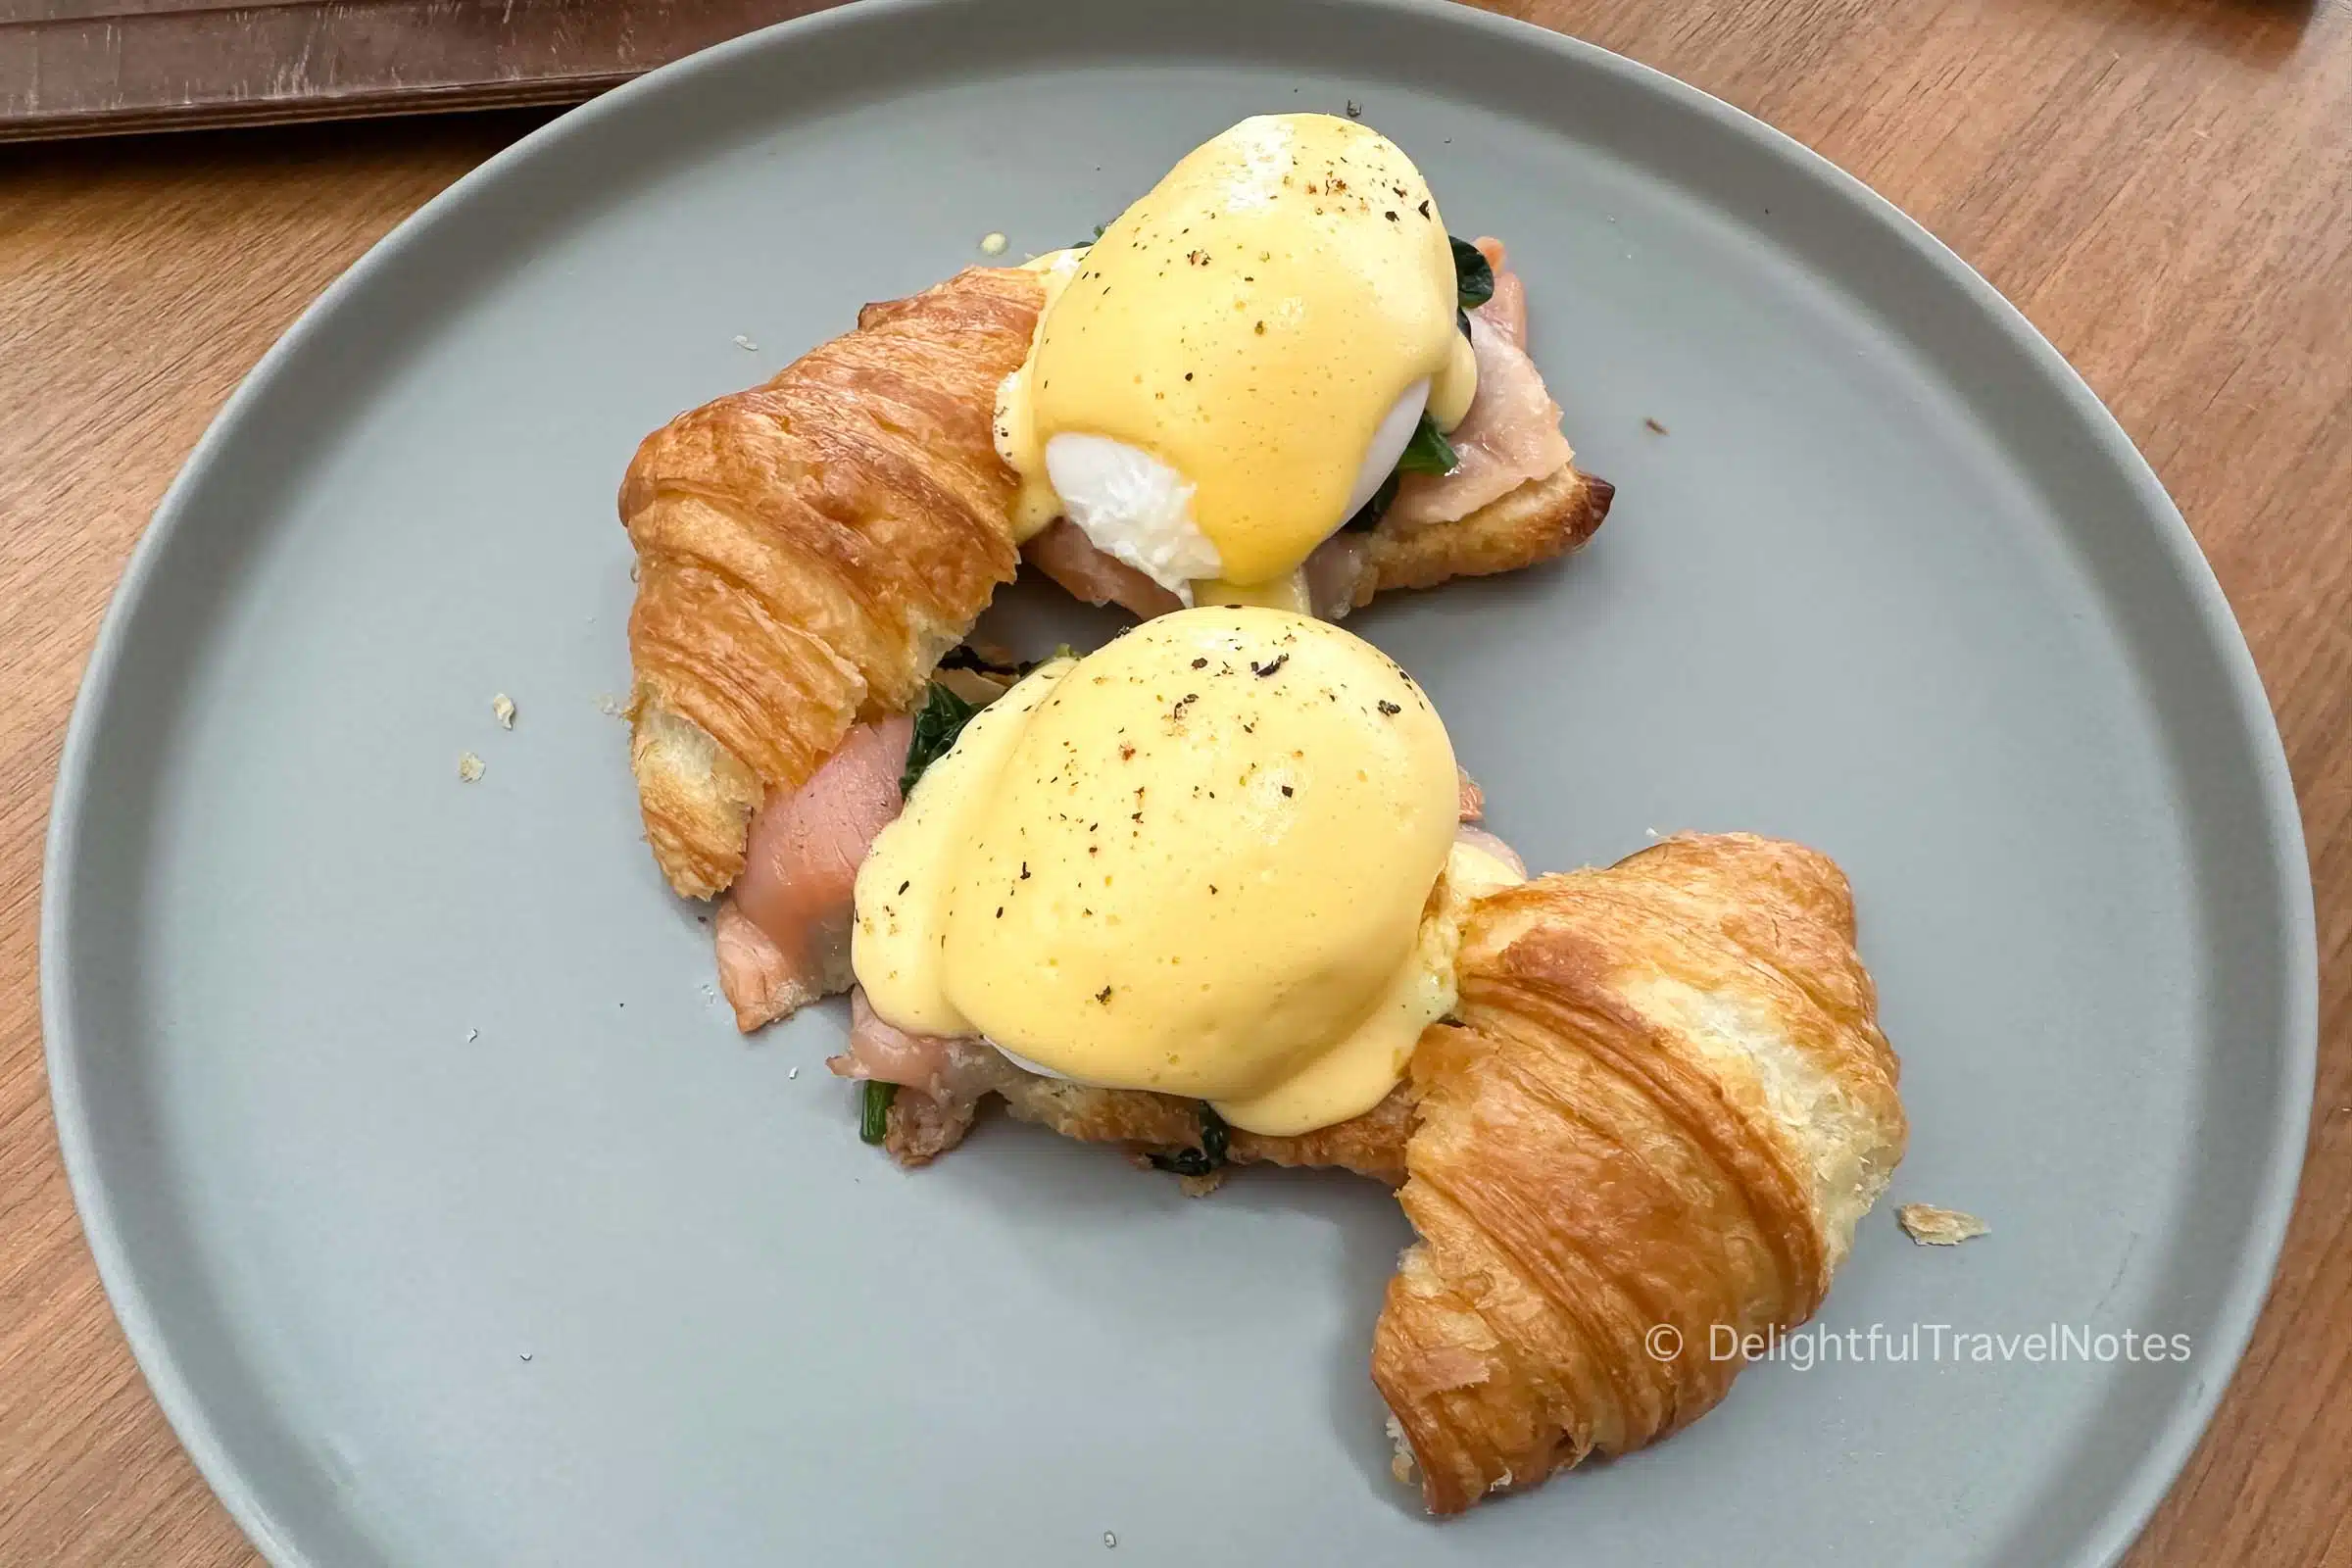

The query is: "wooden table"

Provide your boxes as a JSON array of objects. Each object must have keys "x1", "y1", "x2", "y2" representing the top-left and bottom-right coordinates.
[{"x1": 2, "y1": 1, "x2": 2345, "y2": 1561}]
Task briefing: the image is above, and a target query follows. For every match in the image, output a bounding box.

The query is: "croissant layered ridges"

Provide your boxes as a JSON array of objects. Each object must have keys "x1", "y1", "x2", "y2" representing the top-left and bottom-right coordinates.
[
  {"x1": 1374, "y1": 833, "x2": 1907, "y2": 1513},
  {"x1": 622, "y1": 267, "x2": 1043, "y2": 897}
]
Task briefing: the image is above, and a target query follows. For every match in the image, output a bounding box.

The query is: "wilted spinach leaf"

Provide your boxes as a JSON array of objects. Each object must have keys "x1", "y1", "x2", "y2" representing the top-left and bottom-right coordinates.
[
  {"x1": 1450, "y1": 236, "x2": 1494, "y2": 311},
  {"x1": 859, "y1": 1080, "x2": 897, "y2": 1145},
  {"x1": 1148, "y1": 1104, "x2": 1234, "y2": 1177},
  {"x1": 899, "y1": 680, "x2": 983, "y2": 797},
  {"x1": 1395, "y1": 413, "x2": 1459, "y2": 477}
]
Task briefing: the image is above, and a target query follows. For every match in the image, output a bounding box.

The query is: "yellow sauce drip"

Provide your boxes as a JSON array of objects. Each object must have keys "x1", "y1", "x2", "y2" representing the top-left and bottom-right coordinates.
[
  {"x1": 1192, "y1": 568, "x2": 1314, "y2": 616},
  {"x1": 995, "y1": 250, "x2": 1088, "y2": 542}
]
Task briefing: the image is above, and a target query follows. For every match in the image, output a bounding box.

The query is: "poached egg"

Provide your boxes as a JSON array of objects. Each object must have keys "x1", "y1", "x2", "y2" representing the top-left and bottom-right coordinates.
[
  {"x1": 994, "y1": 115, "x2": 1478, "y2": 612},
  {"x1": 851, "y1": 609, "x2": 1516, "y2": 1136}
]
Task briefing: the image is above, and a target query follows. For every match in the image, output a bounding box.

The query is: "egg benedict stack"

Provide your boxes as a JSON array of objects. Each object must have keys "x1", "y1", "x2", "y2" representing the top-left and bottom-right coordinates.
[
  {"x1": 621, "y1": 111, "x2": 1609, "y2": 951},
  {"x1": 993, "y1": 114, "x2": 1494, "y2": 618},
  {"x1": 852, "y1": 608, "x2": 1522, "y2": 1136}
]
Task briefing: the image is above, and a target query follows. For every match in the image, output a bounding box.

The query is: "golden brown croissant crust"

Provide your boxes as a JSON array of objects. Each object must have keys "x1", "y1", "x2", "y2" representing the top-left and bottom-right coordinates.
[
  {"x1": 1374, "y1": 833, "x2": 1906, "y2": 1513},
  {"x1": 622, "y1": 267, "x2": 1044, "y2": 897},
  {"x1": 1363, "y1": 463, "x2": 1614, "y2": 601}
]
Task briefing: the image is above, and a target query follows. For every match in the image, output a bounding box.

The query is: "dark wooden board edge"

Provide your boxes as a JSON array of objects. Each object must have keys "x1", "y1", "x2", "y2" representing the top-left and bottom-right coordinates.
[
  {"x1": 0, "y1": 76, "x2": 620, "y2": 142},
  {"x1": 0, "y1": 0, "x2": 842, "y2": 143}
]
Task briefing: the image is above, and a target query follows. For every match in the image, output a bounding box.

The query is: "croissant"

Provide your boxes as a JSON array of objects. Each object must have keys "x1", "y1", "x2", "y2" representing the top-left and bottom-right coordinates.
[
  {"x1": 621, "y1": 268, "x2": 1039, "y2": 898},
  {"x1": 624, "y1": 262, "x2": 1613, "y2": 902},
  {"x1": 861, "y1": 833, "x2": 1902, "y2": 1511},
  {"x1": 1373, "y1": 832, "x2": 1907, "y2": 1512}
]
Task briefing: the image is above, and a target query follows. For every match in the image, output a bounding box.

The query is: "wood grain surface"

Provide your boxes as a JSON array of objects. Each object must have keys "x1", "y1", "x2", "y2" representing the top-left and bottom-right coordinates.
[
  {"x1": 0, "y1": 0, "x2": 838, "y2": 142},
  {"x1": 3, "y1": 1, "x2": 2347, "y2": 1562}
]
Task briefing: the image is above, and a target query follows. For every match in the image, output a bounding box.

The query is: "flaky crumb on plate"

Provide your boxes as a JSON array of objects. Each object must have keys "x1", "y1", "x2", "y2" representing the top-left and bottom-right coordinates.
[
  {"x1": 1387, "y1": 1411, "x2": 1417, "y2": 1484},
  {"x1": 458, "y1": 751, "x2": 484, "y2": 782},
  {"x1": 1897, "y1": 1202, "x2": 1988, "y2": 1246}
]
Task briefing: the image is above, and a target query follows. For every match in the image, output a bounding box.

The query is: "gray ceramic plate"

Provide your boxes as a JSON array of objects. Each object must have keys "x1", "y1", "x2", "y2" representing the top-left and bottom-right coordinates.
[{"x1": 41, "y1": 1, "x2": 2318, "y2": 1564}]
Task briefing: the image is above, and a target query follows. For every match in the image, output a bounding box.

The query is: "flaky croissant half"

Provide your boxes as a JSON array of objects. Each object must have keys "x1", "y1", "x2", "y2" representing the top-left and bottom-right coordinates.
[
  {"x1": 621, "y1": 269, "x2": 1038, "y2": 898},
  {"x1": 1374, "y1": 833, "x2": 1907, "y2": 1513},
  {"x1": 854, "y1": 833, "x2": 1904, "y2": 1513}
]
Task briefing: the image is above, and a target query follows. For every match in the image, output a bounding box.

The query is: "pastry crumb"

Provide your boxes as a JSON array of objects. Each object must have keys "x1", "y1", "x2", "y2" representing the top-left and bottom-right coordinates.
[
  {"x1": 1643, "y1": 416, "x2": 1669, "y2": 435},
  {"x1": 1102, "y1": 1532, "x2": 1116, "y2": 1549},
  {"x1": 458, "y1": 751, "x2": 485, "y2": 782},
  {"x1": 492, "y1": 693, "x2": 516, "y2": 729},
  {"x1": 733, "y1": 333, "x2": 758, "y2": 351},
  {"x1": 980, "y1": 231, "x2": 1008, "y2": 256},
  {"x1": 596, "y1": 693, "x2": 629, "y2": 718},
  {"x1": 1898, "y1": 1202, "x2": 1988, "y2": 1246},
  {"x1": 1386, "y1": 1412, "x2": 1417, "y2": 1484}
]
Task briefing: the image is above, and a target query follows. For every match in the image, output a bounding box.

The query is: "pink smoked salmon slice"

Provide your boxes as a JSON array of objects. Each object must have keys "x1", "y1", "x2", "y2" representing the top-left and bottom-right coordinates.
[
  {"x1": 714, "y1": 713, "x2": 911, "y2": 1031},
  {"x1": 826, "y1": 987, "x2": 1016, "y2": 1102},
  {"x1": 1021, "y1": 517, "x2": 1185, "y2": 621},
  {"x1": 1032, "y1": 514, "x2": 1369, "y2": 621},
  {"x1": 1387, "y1": 238, "x2": 1572, "y2": 528}
]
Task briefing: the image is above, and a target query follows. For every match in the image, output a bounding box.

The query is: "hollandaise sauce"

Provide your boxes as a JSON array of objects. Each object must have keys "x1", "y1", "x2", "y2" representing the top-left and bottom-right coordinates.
[
  {"x1": 994, "y1": 114, "x2": 1477, "y2": 597},
  {"x1": 854, "y1": 609, "x2": 1494, "y2": 1136}
]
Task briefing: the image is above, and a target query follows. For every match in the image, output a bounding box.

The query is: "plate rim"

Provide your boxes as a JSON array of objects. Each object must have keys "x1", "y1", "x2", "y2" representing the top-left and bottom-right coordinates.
[{"x1": 38, "y1": 1, "x2": 2320, "y2": 1563}]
